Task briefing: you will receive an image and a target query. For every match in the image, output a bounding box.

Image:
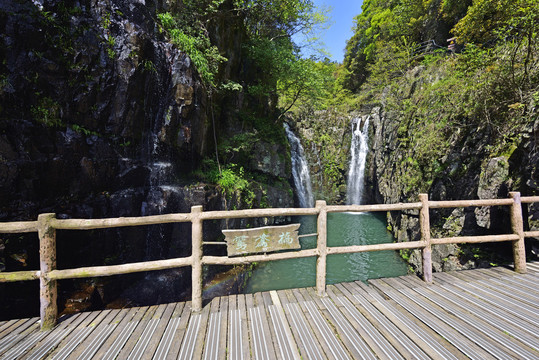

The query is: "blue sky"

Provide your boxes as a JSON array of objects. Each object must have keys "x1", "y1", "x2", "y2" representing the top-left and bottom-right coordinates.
[{"x1": 311, "y1": 0, "x2": 364, "y2": 63}]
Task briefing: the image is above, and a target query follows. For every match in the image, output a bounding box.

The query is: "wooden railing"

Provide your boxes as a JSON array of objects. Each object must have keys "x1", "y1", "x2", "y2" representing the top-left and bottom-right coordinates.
[{"x1": 0, "y1": 192, "x2": 537, "y2": 330}]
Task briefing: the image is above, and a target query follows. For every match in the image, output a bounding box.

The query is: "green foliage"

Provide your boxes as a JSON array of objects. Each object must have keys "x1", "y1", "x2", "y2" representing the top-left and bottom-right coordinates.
[
  {"x1": 31, "y1": 97, "x2": 62, "y2": 127},
  {"x1": 219, "y1": 81, "x2": 243, "y2": 92},
  {"x1": 219, "y1": 132, "x2": 259, "y2": 164},
  {"x1": 72, "y1": 124, "x2": 100, "y2": 137},
  {"x1": 452, "y1": 0, "x2": 539, "y2": 45},
  {"x1": 157, "y1": 12, "x2": 226, "y2": 86},
  {"x1": 343, "y1": 0, "x2": 440, "y2": 91},
  {"x1": 196, "y1": 159, "x2": 257, "y2": 207},
  {"x1": 237, "y1": 0, "x2": 324, "y2": 41},
  {"x1": 106, "y1": 36, "x2": 116, "y2": 59},
  {"x1": 368, "y1": 15, "x2": 539, "y2": 194},
  {"x1": 141, "y1": 60, "x2": 157, "y2": 74}
]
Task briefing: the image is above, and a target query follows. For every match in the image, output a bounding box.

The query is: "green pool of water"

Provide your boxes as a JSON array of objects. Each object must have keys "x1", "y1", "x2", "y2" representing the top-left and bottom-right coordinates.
[{"x1": 245, "y1": 212, "x2": 408, "y2": 293}]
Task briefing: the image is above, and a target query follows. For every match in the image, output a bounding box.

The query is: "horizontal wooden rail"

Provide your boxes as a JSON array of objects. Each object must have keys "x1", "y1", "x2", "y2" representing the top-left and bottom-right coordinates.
[
  {"x1": 0, "y1": 221, "x2": 38, "y2": 233},
  {"x1": 521, "y1": 196, "x2": 539, "y2": 203},
  {"x1": 428, "y1": 198, "x2": 514, "y2": 208},
  {"x1": 199, "y1": 207, "x2": 319, "y2": 220},
  {"x1": 48, "y1": 256, "x2": 193, "y2": 280},
  {"x1": 202, "y1": 248, "x2": 319, "y2": 265},
  {"x1": 326, "y1": 241, "x2": 426, "y2": 255},
  {"x1": 431, "y1": 234, "x2": 520, "y2": 245},
  {"x1": 0, "y1": 270, "x2": 40, "y2": 282},
  {"x1": 0, "y1": 192, "x2": 537, "y2": 330},
  {"x1": 53, "y1": 213, "x2": 192, "y2": 230},
  {"x1": 298, "y1": 232, "x2": 318, "y2": 238}
]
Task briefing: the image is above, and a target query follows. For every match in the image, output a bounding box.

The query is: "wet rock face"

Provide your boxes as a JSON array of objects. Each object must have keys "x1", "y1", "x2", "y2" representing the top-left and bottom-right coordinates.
[
  {"x1": 0, "y1": 0, "x2": 296, "y2": 318},
  {"x1": 0, "y1": 0, "x2": 210, "y2": 318},
  {"x1": 0, "y1": 0, "x2": 207, "y2": 220}
]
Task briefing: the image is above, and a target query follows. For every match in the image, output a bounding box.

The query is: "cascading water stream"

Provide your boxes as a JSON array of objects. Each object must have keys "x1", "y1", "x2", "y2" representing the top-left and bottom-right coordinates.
[
  {"x1": 284, "y1": 123, "x2": 314, "y2": 208},
  {"x1": 347, "y1": 116, "x2": 370, "y2": 205}
]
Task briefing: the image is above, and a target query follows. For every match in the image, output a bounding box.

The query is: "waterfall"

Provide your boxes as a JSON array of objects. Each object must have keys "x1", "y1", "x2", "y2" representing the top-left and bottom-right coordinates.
[
  {"x1": 347, "y1": 116, "x2": 370, "y2": 205},
  {"x1": 284, "y1": 123, "x2": 314, "y2": 208}
]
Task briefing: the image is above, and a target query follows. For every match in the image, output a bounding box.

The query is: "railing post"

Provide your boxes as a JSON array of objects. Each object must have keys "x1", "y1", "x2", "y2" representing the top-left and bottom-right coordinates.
[
  {"x1": 191, "y1": 205, "x2": 204, "y2": 312},
  {"x1": 316, "y1": 200, "x2": 327, "y2": 296},
  {"x1": 38, "y1": 213, "x2": 57, "y2": 330},
  {"x1": 509, "y1": 192, "x2": 526, "y2": 273},
  {"x1": 419, "y1": 194, "x2": 432, "y2": 283}
]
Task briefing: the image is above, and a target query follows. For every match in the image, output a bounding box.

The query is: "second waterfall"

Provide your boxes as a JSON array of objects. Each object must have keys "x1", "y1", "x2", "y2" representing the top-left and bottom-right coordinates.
[
  {"x1": 347, "y1": 116, "x2": 370, "y2": 205},
  {"x1": 284, "y1": 123, "x2": 314, "y2": 208}
]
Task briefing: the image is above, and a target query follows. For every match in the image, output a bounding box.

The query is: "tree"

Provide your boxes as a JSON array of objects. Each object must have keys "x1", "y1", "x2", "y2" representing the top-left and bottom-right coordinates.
[{"x1": 452, "y1": 0, "x2": 539, "y2": 45}]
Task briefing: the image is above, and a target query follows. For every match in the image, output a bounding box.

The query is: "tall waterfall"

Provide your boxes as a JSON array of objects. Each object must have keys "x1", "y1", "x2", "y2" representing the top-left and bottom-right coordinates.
[
  {"x1": 284, "y1": 123, "x2": 314, "y2": 208},
  {"x1": 347, "y1": 116, "x2": 370, "y2": 205}
]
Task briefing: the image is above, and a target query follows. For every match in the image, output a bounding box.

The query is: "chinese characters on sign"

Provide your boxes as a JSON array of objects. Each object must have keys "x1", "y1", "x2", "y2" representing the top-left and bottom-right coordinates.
[{"x1": 223, "y1": 224, "x2": 301, "y2": 256}]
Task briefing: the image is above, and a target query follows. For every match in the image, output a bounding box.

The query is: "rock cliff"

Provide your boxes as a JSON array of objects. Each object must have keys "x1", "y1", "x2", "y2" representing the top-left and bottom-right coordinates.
[
  {"x1": 0, "y1": 0, "x2": 292, "y2": 319},
  {"x1": 366, "y1": 65, "x2": 539, "y2": 274}
]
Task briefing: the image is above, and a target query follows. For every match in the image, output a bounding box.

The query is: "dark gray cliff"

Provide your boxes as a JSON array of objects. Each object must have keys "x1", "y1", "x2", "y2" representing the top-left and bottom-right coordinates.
[{"x1": 0, "y1": 0, "x2": 292, "y2": 319}]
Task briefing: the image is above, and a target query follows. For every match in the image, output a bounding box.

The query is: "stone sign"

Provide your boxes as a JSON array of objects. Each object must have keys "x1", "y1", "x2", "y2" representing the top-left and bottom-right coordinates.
[{"x1": 223, "y1": 223, "x2": 301, "y2": 256}]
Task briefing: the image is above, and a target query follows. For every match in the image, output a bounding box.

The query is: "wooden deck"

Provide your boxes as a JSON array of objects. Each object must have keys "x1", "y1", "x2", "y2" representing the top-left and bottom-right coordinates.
[{"x1": 1, "y1": 263, "x2": 538, "y2": 359}]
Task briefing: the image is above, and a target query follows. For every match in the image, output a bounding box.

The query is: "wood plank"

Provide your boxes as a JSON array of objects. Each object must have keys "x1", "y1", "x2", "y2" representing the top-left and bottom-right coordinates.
[
  {"x1": 316, "y1": 292, "x2": 377, "y2": 360},
  {"x1": 236, "y1": 294, "x2": 251, "y2": 360},
  {"x1": 0, "y1": 317, "x2": 40, "y2": 357},
  {"x1": 124, "y1": 304, "x2": 169, "y2": 360},
  {"x1": 398, "y1": 276, "x2": 538, "y2": 356},
  {"x1": 0, "y1": 319, "x2": 19, "y2": 336},
  {"x1": 472, "y1": 274, "x2": 539, "y2": 305},
  {"x1": 203, "y1": 297, "x2": 222, "y2": 360},
  {"x1": 114, "y1": 305, "x2": 159, "y2": 360},
  {"x1": 432, "y1": 275, "x2": 539, "y2": 340},
  {"x1": 436, "y1": 272, "x2": 539, "y2": 324},
  {"x1": 254, "y1": 292, "x2": 278, "y2": 360},
  {"x1": 216, "y1": 295, "x2": 228, "y2": 360},
  {"x1": 0, "y1": 323, "x2": 48, "y2": 359},
  {"x1": 370, "y1": 278, "x2": 497, "y2": 360},
  {"x1": 248, "y1": 293, "x2": 277, "y2": 360},
  {"x1": 0, "y1": 267, "x2": 537, "y2": 360},
  {"x1": 165, "y1": 301, "x2": 192, "y2": 360},
  {"x1": 407, "y1": 278, "x2": 539, "y2": 356},
  {"x1": 0, "y1": 317, "x2": 38, "y2": 342},
  {"x1": 92, "y1": 306, "x2": 142, "y2": 360},
  {"x1": 268, "y1": 291, "x2": 301, "y2": 360},
  {"x1": 335, "y1": 282, "x2": 430, "y2": 360},
  {"x1": 347, "y1": 281, "x2": 467, "y2": 360},
  {"x1": 151, "y1": 302, "x2": 184, "y2": 360},
  {"x1": 66, "y1": 309, "x2": 122, "y2": 360},
  {"x1": 295, "y1": 287, "x2": 351, "y2": 360},
  {"x1": 45, "y1": 310, "x2": 108, "y2": 359},
  {"x1": 492, "y1": 273, "x2": 539, "y2": 296},
  {"x1": 304, "y1": 287, "x2": 375, "y2": 360},
  {"x1": 291, "y1": 289, "x2": 336, "y2": 359},
  {"x1": 227, "y1": 295, "x2": 241, "y2": 360},
  {"x1": 394, "y1": 279, "x2": 534, "y2": 358},
  {"x1": 140, "y1": 302, "x2": 177, "y2": 360},
  {"x1": 281, "y1": 289, "x2": 326, "y2": 360},
  {"x1": 180, "y1": 301, "x2": 210, "y2": 360},
  {"x1": 19, "y1": 313, "x2": 84, "y2": 360},
  {"x1": 479, "y1": 275, "x2": 539, "y2": 301},
  {"x1": 327, "y1": 284, "x2": 404, "y2": 360},
  {"x1": 278, "y1": 289, "x2": 312, "y2": 358}
]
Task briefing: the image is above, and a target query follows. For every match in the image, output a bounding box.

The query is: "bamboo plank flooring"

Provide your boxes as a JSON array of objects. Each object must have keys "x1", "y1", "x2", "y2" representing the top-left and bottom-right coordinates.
[{"x1": 1, "y1": 263, "x2": 538, "y2": 359}]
